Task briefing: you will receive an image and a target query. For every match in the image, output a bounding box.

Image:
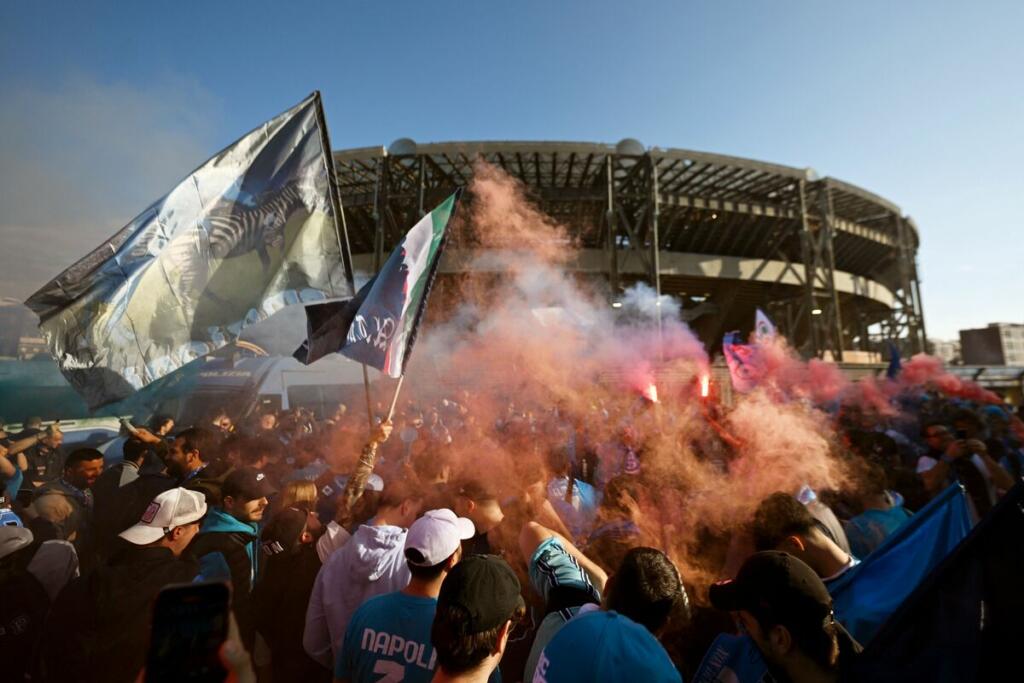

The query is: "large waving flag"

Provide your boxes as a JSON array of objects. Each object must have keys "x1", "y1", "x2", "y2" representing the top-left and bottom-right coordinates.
[
  {"x1": 829, "y1": 483, "x2": 972, "y2": 644},
  {"x1": 296, "y1": 190, "x2": 461, "y2": 377},
  {"x1": 25, "y1": 92, "x2": 353, "y2": 409}
]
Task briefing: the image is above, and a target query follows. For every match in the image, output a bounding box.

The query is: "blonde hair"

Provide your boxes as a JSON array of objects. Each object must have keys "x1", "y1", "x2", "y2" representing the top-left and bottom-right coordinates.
[{"x1": 279, "y1": 480, "x2": 317, "y2": 511}]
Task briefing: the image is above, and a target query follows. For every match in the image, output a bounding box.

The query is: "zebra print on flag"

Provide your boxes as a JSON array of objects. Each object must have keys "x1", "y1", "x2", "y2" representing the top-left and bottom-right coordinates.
[{"x1": 25, "y1": 92, "x2": 354, "y2": 409}]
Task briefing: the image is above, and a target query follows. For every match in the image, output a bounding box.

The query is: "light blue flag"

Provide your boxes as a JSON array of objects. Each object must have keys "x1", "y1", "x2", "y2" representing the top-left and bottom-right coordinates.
[
  {"x1": 829, "y1": 483, "x2": 971, "y2": 644},
  {"x1": 25, "y1": 92, "x2": 352, "y2": 408}
]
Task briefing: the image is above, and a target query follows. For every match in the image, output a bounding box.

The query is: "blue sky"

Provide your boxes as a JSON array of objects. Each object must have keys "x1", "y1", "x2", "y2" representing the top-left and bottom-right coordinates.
[{"x1": 1, "y1": 1, "x2": 1021, "y2": 339}]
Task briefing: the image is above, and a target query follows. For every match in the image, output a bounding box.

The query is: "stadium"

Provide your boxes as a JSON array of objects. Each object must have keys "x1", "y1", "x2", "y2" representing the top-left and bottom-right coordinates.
[{"x1": 333, "y1": 139, "x2": 926, "y2": 360}]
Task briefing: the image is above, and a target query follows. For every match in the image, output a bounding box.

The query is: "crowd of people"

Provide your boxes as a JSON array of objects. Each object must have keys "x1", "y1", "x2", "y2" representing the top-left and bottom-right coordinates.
[{"x1": 1, "y1": 383, "x2": 1022, "y2": 682}]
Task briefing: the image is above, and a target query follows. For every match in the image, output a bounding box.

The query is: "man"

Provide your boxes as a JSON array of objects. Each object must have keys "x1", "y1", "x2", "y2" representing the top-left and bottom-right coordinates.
[
  {"x1": 304, "y1": 479, "x2": 424, "y2": 668},
  {"x1": 917, "y1": 421, "x2": 1013, "y2": 520},
  {"x1": 335, "y1": 508, "x2": 477, "y2": 683},
  {"x1": 751, "y1": 493, "x2": 858, "y2": 589},
  {"x1": 430, "y1": 554, "x2": 525, "y2": 683},
  {"x1": 708, "y1": 551, "x2": 861, "y2": 683},
  {"x1": 523, "y1": 542, "x2": 688, "y2": 682},
  {"x1": 0, "y1": 524, "x2": 50, "y2": 682},
  {"x1": 256, "y1": 409, "x2": 279, "y2": 434},
  {"x1": 191, "y1": 466, "x2": 276, "y2": 648},
  {"x1": 18, "y1": 423, "x2": 64, "y2": 499},
  {"x1": 165, "y1": 426, "x2": 234, "y2": 504},
  {"x1": 91, "y1": 437, "x2": 150, "y2": 562},
  {"x1": 254, "y1": 506, "x2": 330, "y2": 683},
  {"x1": 453, "y1": 479, "x2": 506, "y2": 557},
  {"x1": 30, "y1": 448, "x2": 104, "y2": 568},
  {"x1": 163, "y1": 426, "x2": 217, "y2": 484},
  {"x1": 39, "y1": 487, "x2": 205, "y2": 683}
]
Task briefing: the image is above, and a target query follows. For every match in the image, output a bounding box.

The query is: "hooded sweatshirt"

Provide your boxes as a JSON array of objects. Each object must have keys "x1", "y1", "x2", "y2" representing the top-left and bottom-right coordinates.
[
  {"x1": 191, "y1": 507, "x2": 260, "y2": 646},
  {"x1": 303, "y1": 522, "x2": 410, "y2": 667}
]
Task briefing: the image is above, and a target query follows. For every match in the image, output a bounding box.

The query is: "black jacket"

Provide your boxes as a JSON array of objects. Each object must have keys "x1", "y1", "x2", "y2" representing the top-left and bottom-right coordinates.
[
  {"x1": 39, "y1": 545, "x2": 199, "y2": 683},
  {"x1": 253, "y1": 544, "x2": 330, "y2": 682}
]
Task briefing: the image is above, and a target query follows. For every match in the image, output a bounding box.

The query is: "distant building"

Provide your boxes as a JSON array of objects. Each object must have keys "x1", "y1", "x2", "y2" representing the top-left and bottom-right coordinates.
[
  {"x1": 929, "y1": 339, "x2": 961, "y2": 365},
  {"x1": 959, "y1": 323, "x2": 1024, "y2": 365}
]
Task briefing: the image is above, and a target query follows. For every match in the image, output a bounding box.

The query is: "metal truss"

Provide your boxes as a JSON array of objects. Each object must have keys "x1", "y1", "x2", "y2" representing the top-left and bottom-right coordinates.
[{"x1": 333, "y1": 141, "x2": 926, "y2": 359}]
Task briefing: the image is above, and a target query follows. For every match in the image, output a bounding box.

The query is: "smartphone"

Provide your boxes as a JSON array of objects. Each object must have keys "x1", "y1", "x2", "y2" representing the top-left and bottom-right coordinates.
[
  {"x1": 145, "y1": 581, "x2": 230, "y2": 683},
  {"x1": 955, "y1": 428, "x2": 969, "y2": 441}
]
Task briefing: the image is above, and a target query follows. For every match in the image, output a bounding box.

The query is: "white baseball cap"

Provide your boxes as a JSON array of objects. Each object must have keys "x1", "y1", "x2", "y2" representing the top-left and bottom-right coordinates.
[
  {"x1": 119, "y1": 487, "x2": 208, "y2": 545},
  {"x1": 404, "y1": 508, "x2": 475, "y2": 566}
]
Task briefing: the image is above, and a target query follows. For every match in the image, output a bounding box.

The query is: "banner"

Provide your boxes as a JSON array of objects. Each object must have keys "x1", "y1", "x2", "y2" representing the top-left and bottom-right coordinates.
[{"x1": 25, "y1": 92, "x2": 352, "y2": 408}]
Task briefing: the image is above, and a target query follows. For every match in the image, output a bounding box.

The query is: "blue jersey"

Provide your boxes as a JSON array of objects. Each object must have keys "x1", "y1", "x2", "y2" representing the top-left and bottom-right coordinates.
[{"x1": 337, "y1": 591, "x2": 501, "y2": 683}]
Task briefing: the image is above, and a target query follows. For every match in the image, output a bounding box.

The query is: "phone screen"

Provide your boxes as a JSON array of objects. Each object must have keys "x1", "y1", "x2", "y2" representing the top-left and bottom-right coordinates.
[{"x1": 145, "y1": 581, "x2": 229, "y2": 683}]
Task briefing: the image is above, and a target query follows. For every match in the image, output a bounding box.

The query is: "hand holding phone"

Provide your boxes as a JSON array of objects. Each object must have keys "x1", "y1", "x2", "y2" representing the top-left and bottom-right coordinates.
[{"x1": 145, "y1": 581, "x2": 230, "y2": 683}]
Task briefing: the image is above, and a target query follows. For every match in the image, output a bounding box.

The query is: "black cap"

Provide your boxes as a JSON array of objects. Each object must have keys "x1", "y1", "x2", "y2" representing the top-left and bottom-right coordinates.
[
  {"x1": 222, "y1": 467, "x2": 277, "y2": 501},
  {"x1": 709, "y1": 551, "x2": 832, "y2": 630},
  {"x1": 437, "y1": 554, "x2": 524, "y2": 632}
]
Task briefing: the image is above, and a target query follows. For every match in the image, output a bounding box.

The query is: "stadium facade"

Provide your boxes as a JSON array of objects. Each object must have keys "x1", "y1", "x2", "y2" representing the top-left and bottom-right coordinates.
[{"x1": 332, "y1": 139, "x2": 926, "y2": 359}]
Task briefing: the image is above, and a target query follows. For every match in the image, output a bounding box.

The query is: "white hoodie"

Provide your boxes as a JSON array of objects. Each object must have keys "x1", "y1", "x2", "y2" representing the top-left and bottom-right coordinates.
[{"x1": 303, "y1": 523, "x2": 411, "y2": 667}]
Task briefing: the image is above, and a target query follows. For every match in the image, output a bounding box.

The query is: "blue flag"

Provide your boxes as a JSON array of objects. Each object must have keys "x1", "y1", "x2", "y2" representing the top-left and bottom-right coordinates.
[
  {"x1": 829, "y1": 483, "x2": 971, "y2": 644},
  {"x1": 886, "y1": 342, "x2": 902, "y2": 379}
]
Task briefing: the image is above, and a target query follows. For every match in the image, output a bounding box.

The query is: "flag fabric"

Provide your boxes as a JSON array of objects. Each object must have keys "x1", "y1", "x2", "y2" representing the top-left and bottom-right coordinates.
[
  {"x1": 852, "y1": 483, "x2": 1024, "y2": 682},
  {"x1": 723, "y1": 332, "x2": 764, "y2": 393},
  {"x1": 886, "y1": 342, "x2": 902, "y2": 379},
  {"x1": 829, "y1": 483, "x2": 972, "y2": 645},
  {"x1": 753, "y1": 308, "x2": 777, "y2": 344},
  {"x1": 24, "y1": 92, "x2": 352, "y2": 409},
  {"x1": 296, "y1": 190, "x2": 461, "y2": 376}
]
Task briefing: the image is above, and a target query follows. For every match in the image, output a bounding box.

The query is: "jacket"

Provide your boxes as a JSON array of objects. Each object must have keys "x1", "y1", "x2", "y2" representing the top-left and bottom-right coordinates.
[
  {"x1": 253, "y1": 544, "x2": 330, "y2": 682},
  {"x1": 39, "y1": 545, "x2": 198, "y2": 683},
  {"x1": 190, "y1": 507, "x2": 259, "y2": 646},
  {"x1": 303, "y1": 523, "x2": 411, "y2": 667}
]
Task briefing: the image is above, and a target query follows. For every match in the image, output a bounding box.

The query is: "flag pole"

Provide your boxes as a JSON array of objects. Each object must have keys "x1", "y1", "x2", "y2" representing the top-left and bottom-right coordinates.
[
  {"x1": 386, "y1": 374, "x2": 406, "y2": 422},
  {"x1": 312, "y1": 90, "x2": 376, "y2": 434},
  {"x1": 362, "y1": 364, "x2": 375, "y2": 430}
]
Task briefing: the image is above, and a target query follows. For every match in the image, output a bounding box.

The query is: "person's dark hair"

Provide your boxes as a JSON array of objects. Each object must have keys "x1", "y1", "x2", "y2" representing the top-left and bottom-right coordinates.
[
  {"x1": 378, "y1": 477, "x2": 422, "y2": 510},
  {"x1": 175, "y1": 427, "x2": 219, "y2": 463},
  {"x1": 406, "y1": 548, "x2": 453, "y2": 580},
  {"x1": 123, "y1": 438, "x2": 149, "y2": 464},
  {"x1": 605, "y1": 547, "x2": 690, "y2": 633},
  {"x1": 951, "y1": 408, "x2": 983, "y2": 433},
  {"x1": 751, "y1": 493, "x2": 817, "y2": 551},
  {"x1": 920, "y1": 420, "x2": 948, "y2": 438},
  {"x1": 752, "y1": 609, "x2": 840, "y2": 670},
  {"x1": 412, "y1": 447, "x2": 453, "y2": 483},
  {"x1": 545, "y1": 446, "x2": 571, "y2": 477},
  {"x1": 247, "y1": 435, "x2": 284, "y2": 465},
  {"x1": 63, "y1": 448, "x2": 103, "y2": 470},
  {"x1": 431, "y1": 602, "x2": 526, "y2": 674}
]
